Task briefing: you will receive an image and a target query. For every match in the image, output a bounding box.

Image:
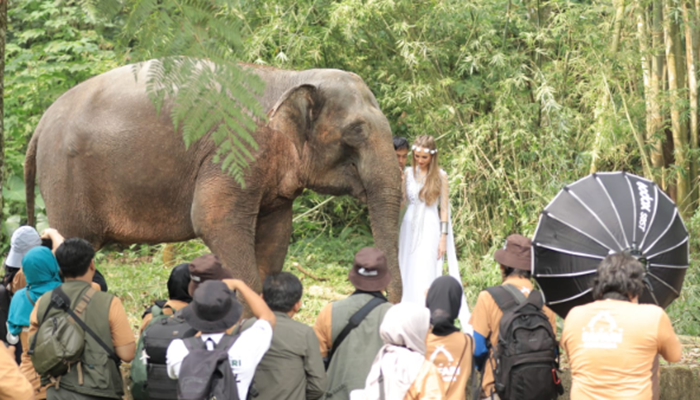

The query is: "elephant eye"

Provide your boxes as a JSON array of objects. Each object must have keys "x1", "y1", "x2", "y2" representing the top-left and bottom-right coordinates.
[{"x1": 342, "y1": 121, "x2": 368, "y2": 146}]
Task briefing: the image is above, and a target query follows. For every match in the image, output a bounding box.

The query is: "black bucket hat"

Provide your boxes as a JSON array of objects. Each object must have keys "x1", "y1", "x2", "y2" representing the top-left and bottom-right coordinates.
[{"x1": 181, "y1": 280, "x2": 242, "y2": 333}]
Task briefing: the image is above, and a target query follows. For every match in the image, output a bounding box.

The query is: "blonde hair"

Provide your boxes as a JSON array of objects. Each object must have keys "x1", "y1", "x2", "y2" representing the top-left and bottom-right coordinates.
[{"x1": 412, "y1": 135, "x2": 441, "y2": 206}]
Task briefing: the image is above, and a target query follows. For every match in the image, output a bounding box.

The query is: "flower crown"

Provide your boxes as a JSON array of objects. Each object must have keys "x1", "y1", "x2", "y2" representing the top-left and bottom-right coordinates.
[{"x1": 412, "y1": 145, "x2": 438, "y2": 155}]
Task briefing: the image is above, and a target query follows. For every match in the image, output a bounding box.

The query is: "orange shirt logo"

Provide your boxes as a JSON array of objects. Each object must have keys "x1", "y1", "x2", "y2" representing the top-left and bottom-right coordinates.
[{"x1": 581, "y1": 311, "x2": 624, "y2": 349}]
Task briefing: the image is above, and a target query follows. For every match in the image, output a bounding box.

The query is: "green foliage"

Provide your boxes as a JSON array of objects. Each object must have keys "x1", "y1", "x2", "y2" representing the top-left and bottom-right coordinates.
[
  {"x1": 235, "y1": 0, "x2": 627, "y2": 257},
  {"x1": 3, "y1": 0, "x2": 119, "y2": 232}
]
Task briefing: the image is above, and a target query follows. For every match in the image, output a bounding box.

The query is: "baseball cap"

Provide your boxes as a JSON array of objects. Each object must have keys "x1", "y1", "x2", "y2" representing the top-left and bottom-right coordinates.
[{"x1": 5, "y1": 226, "x2": 42, "y2": 268}]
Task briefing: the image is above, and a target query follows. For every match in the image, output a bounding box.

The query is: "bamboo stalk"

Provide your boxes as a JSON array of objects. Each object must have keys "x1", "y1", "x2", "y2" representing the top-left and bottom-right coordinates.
[
  {"x1": 665, "y1": 0, "x2": 692, "y2": 218},
  {"x1": 637, "y1": 3, "x2": 654, "y2": 180},
  {"x1": 651, "y1": 0, "x2": 667, "y2": 188},
  {"x1": 590, "y1": 0, "x2": 627, "y2": 174},
  {"x1": 683, "y1": 0, "x2": 699, "y2": 208}
]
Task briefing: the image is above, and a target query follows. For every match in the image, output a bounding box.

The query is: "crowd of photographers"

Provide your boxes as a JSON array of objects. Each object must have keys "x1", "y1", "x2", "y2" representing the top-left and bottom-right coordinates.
[{"x1": 0, "y1": 223, "x2": 682, "y2": 400}]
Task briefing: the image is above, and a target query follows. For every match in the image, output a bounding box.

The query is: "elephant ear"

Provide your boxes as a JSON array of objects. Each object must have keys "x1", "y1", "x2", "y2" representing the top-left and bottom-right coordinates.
[{"x1": 267, "y1": 84, "x2": 322, "y2": 155}]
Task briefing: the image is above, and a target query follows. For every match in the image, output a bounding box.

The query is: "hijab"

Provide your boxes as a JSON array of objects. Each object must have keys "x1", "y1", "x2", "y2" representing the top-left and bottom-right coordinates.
[
  {"x1": 8, "y1": 247, "x2": 62, "y2": 334},
  {"x1": 167, "y1": 263, "x2": 193, "y2": 303},
  {"x1": 425, "y1": 275, "x2": 462, "y2": 336},
  {"x1": 359, "y1": 304, "x2": 431, "y2": 400}
]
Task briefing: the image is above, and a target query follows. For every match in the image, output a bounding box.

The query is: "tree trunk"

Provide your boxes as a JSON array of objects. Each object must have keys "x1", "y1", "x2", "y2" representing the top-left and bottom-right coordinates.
[
  {"x1": 590, "y1": 0, "x2": 626, "y2": 174},
  {"x1": 683, "y1": 1, "x2": 699, "y2": 208},
  {"x1": 665, "y1": 0, "x2": 692, "y2": 218},
  {"x1": 0, "y1": 0, "x2": 6, "y2": 241},
  {"x1": 650, "y1": 0, "x2": 667, "y2": 188}
]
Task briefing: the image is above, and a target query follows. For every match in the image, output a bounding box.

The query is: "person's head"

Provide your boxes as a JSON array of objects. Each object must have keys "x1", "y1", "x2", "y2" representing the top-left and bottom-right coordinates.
[
  {"x1": 55, "y1": 238, "x2": 96, "y2": 280},
  {"x1": 168, "y1": 263, "x2": 193, "y2": 303},
  {"x1": 182, "y1": 280, "x2": 243, "y2": 334},
  {"x1": 494, "y1": 234, "x2": 532, "y2": 281},
  {"x1": 263, "y1": 272, "x2": 303, "y2": 315},
  {"x1": 425, "y1": 276, "x2": 462, "y2": 336},
  {"x1": 6, "y1": 226, "x2": 42, "y2": 268},
  {"x1": 379, "y1": 303, "x2": 430, "y2": 354},
  {"x1": 187, "y1": 254, "x2": 234, "y2": 296},
  {"x1": 592, "y1": 253, "x2": 645, "y2": 302},
  {"x1": 348, "y1": 247, "x2": 391, "y2": 292},
  {"x1": 393, "y1": 136, "x2": 409, "y2": 170},
  {"x1": 411, "y1": 135, "x2": 441, "y2": 205},
  {"x1": 21, "y1": 246, "x2": 61, "y2": 287}
]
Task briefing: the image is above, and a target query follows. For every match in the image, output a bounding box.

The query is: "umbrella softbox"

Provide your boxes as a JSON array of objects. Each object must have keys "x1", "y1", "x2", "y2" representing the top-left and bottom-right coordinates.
[{"x1": 532, "y1": 172, "x2": 688, "y2": 318}]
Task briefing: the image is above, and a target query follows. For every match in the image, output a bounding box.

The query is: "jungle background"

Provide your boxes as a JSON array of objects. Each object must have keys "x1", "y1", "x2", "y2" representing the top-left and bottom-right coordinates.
[{"x1": 0, "y1": 0, "x2": 698, "y2": 355}]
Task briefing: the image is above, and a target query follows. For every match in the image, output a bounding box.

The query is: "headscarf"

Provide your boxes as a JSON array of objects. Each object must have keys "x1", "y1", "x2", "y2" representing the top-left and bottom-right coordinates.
[
  {"x1": 426, "y1": 275, "x2": 462, "y2": 336},
  {"x1": 359, "y1": 304, "x2": 431, "y2": 400},
  {"x1": 7, "y1": 247, "x2": 62, "y2": 334},
  {"x1": 168, "y1": 263, "x2": 193, "y2": 303}
]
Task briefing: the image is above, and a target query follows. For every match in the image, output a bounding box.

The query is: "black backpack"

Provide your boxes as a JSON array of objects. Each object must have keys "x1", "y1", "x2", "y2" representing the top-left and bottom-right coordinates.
[
  {"x1": 138, "y1": 310, "x2": 198, "y2": 400},
  {"x1": 177, "y1": 334, "x2": 240, "y2": 400},
  {"x1": 485, "y1": 284, "x2": 563, "y2": 400}
]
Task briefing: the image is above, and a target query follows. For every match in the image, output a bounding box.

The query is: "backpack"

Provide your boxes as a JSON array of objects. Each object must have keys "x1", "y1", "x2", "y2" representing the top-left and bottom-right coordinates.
[
  {"x1": 485, "y1": 284, "x2": 562, "y2": 400},
  {"x1": 131, "y1": 303, "x2": 195, "y2": 400},
  {"x1": 177, "y1": 334, "x2": 240, "y2": 400},
  {"x1": 29, "y1": 286, "x2": 120, "y2": 378}
]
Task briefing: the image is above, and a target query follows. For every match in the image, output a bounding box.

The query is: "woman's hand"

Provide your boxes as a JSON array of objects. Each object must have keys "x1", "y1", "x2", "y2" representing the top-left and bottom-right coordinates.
[{"x1": 437, "y1": 235, "x2": 447, "y2": 260}]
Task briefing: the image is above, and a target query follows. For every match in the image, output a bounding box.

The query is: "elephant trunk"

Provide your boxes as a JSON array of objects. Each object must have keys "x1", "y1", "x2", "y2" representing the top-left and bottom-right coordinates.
[{"x1": 363, "y1": 157, "x2": 402, "y2": 302}]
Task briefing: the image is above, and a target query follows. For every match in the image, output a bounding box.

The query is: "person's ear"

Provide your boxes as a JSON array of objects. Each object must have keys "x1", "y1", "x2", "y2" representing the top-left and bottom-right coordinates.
[
  {"x1": 293, "y1": 300, "x2": 302, "y2": 313},
  {"x1": 89, "y1": 260, "x2": 96, "y2": 272}
]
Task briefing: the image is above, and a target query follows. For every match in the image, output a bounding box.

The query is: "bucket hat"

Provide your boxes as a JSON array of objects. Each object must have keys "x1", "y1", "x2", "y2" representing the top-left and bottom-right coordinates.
[
  {"x1": 181, "y1": 280, "x2": 242, "y2": 333},
  {"x1": 348, "y1": 247, "x2": 391, "y2": 292},
  {"x1": 187, "y1": 254, "x2": 234, "y2": 296},
  {"x1": 6, "y1": 226, "x2": 42, "y2": 268},
  {"x1": 494, "y1": 234, "x2": 532, "y2": 271}
]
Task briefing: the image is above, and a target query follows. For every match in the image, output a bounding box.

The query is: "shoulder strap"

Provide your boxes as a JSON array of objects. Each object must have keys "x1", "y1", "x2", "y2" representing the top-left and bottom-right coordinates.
[
  {"x1": 445, "y1": 334, "x2": 471, "y2": 395},
  {"x1": 327, "y1": 296, "x2": 386, "y2": 366},
  {"x1": 183, "y1": 336, "x2": 205, "y2": 352},
  {"x1": 25, "y1": 289, "x2": 35, "y2": 306},
  {"x1": 485, "y1": 284, "x2": 526, "y2": 312},
  {"x1": 216, "y1": 334, "x2": 240, "y2": 352},
  {"x1": 61, "y1": 286, "x2": 121, "y2": 365}
]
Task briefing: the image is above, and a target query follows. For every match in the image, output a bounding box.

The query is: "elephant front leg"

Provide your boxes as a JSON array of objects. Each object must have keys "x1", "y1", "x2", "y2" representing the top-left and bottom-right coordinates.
[
  {"x1": 191, "y1": 178, "x2": 262, "y2": 293},
  {"x1": 255, "y1": 202, "x2": 294, "y2": 282}
]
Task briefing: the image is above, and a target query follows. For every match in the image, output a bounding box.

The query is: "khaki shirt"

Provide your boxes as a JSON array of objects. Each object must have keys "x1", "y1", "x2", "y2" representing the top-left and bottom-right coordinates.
[
  {"x1": 243, "y1": 312, "x2": 326, "y2": 400},
  {"x1": 469, "y1": 276, "x2": 557, "y2": 397},
  {"x1": 561, "y1": 300, "x2": 681, "y2": 400}
]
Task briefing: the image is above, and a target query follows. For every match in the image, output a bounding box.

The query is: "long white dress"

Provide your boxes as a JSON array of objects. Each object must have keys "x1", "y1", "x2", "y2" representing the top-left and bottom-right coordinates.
[{"x1": 399, "y1": 166, "x2": 472, "y2": 332}]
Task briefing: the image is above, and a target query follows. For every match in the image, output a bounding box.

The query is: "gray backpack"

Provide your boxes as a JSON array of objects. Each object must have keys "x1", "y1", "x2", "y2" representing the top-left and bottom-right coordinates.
[{"x1": 177, "y1": 334, "x2": 240, "y2": 400}]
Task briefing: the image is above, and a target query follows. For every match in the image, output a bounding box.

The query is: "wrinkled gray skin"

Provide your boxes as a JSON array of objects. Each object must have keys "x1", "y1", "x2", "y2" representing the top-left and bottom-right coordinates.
[{"x1": 25, "y1": 61, "x2": 402, "y2": 301}]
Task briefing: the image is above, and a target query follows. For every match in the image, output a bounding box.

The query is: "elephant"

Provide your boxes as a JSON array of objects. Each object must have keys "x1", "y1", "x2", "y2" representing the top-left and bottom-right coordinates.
[{"x1": 24, "y1": 61, "x2": 403, "y2": 300}]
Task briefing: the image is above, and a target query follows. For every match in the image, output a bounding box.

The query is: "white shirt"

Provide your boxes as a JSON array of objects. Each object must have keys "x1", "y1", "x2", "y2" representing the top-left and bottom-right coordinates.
[{"x1": 166, "y1": 319, "x2": 273, "y2": 399}]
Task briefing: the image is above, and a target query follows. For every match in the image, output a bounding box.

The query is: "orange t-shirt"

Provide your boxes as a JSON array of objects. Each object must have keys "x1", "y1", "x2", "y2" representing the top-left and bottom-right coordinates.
[
  {"x1": 468, "y1": 276, "x2": 558, "y2": 397},
  {"x1": 561, "y1": 300, "x2": 682, "y2": 400},
  {"x1": 426, "y1": 332, "x2": 474, "y2": 400}
]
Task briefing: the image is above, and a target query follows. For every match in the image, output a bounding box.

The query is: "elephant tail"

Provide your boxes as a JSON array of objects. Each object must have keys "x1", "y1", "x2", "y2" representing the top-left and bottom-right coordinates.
[{"x1": 24, "y1": 134, "x2": 38, "y2": 227}]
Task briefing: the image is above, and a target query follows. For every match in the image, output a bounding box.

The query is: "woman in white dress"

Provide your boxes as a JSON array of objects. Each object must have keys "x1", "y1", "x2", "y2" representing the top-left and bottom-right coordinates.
[{"x1": 399, "y1": 135, "x2": 471, "y2": 329}]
